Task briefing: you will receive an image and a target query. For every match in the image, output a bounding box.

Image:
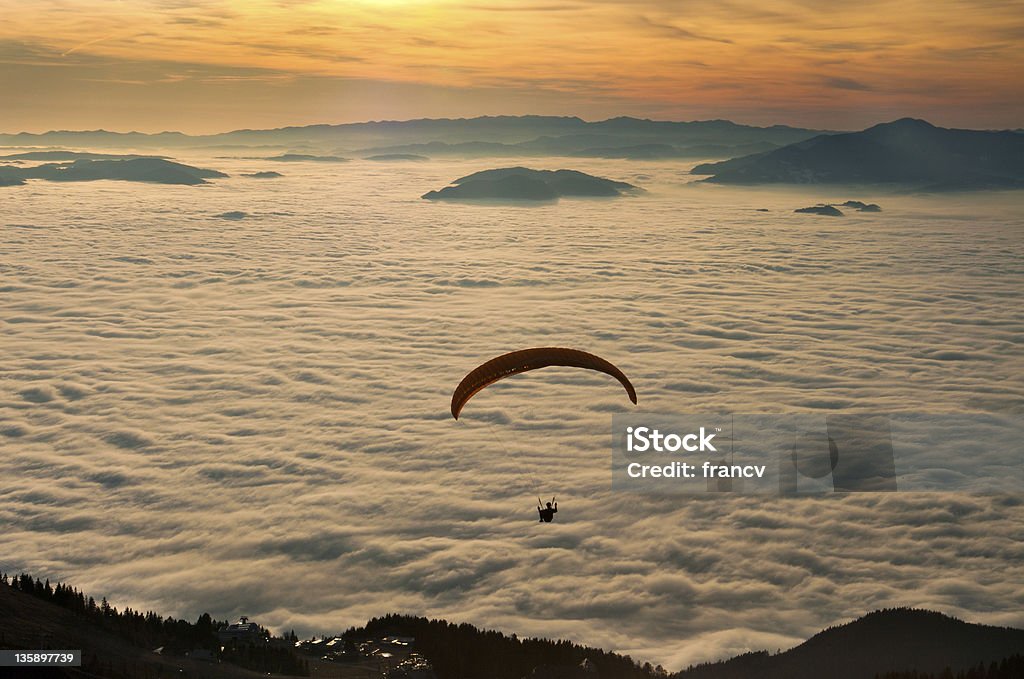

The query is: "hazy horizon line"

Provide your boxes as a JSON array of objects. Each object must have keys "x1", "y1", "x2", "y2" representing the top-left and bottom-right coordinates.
[
  {"x1": 0, "y1": 114, "x2": 946, "y2": 138},
  {"x1": 3, "y1": 114, "x2": 1021, "y2": 141}
]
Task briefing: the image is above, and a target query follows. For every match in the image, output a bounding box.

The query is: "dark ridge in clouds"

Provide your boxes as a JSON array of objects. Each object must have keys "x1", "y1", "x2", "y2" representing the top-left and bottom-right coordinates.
[
  {"x1": 2, "y1": 158, "x2": 227, "y2": 185},
  {"x1": 698, "y1": 118, "x2": 1024, "y2": 188}
]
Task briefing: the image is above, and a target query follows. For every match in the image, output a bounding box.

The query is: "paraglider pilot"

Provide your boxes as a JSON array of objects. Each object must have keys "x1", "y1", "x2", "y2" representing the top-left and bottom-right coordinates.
[{"x1": 538, "y1": 499, "x2": 558, "y2": 523}]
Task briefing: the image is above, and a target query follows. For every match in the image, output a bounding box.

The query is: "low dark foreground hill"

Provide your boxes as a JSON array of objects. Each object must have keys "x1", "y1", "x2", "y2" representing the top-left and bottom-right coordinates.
[
  {"x1": 674, "y1": 609, "x2": 1024, "y2": 679},
  {"x1": 5, "y1": 572, "x2": 1024, "y2": 679},
  {"x1": 343, "y1": 614, "x2": 657, "y2": 679},
  {"x1": 0, "y1": 573, "x2": 307, "y2": 679},
  {"x1": 422, "y1": 167, "x2": 638, "y2": 201},
  {"x1": 693, "y1": 118, "x2": 1024, "y2": 189}
]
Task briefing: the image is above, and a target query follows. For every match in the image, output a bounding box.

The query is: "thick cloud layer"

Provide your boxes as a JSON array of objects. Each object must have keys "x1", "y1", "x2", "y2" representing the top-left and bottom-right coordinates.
[{"x1": 1, "y1": 158, "x2": 1022, "y2": 668}]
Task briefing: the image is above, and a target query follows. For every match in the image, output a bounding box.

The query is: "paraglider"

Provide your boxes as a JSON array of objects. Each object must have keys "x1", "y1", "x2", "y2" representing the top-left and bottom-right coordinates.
[
  {"x1": 538, "y1": 497, "x2": 558, "y2": 523},
  {"x1": 450, "y1": 347, "x2": 637, "y2": 523},
  {"x1": 450, "y1": 347, "x2": 637, "y2": 419}
]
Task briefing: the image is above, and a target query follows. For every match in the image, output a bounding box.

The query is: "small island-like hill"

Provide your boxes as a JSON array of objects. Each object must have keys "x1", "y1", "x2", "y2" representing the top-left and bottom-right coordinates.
[
  {"x1": 364, "y1": 153, "x2": 429, "y2": 161},
  {"x1": 422, "y1": 167, "x2": 639, "y2": 202},
  {"x1": 0, "y1": 151, "x2": 169, "y2": 161},
  {"x1": 795, "y1": 205, "x2": 845, "y2": 216},
  {"x1": 793, "y1": 200, "x2": 883, "y2": 216},
  {"x1": 0, "y1": 157, "x2": 227, "y2": 186},
  {"x1": 264, "y1": 153, "x2": 348, "y2": 162}
]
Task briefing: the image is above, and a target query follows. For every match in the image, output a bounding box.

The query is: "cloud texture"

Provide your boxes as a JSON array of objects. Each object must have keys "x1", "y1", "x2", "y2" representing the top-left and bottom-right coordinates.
[{"x1": 1, "y1": 158, "x2": 1023, "y2": 668}]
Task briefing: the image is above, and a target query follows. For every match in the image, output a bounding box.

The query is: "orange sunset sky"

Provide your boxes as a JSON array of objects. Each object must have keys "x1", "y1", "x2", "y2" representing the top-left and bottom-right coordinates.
[{"x1": 2, "y1": 0, "x2": 1022, "y2": 133}]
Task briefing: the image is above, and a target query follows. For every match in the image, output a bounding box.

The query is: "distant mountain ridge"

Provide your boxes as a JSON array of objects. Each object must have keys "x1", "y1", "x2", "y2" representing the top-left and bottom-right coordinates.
[
  {"x1": 0, "y1": 116, "x2": 828, "y2": 158},
  {"x1": 693, "y1": 118, "x2": 1024, "y2": 189}
]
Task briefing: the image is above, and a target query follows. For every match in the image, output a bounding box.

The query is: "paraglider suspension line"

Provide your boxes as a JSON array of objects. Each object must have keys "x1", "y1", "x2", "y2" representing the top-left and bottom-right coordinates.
[{"x1": 484, "y1": 420, "x2": 542, "y2": 498}]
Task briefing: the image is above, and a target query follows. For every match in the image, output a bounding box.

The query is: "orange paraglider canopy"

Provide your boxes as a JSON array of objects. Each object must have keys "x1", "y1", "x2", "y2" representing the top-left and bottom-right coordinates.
[{"x1": 451, "y1": 347, "x2": 637, "y2": 419}]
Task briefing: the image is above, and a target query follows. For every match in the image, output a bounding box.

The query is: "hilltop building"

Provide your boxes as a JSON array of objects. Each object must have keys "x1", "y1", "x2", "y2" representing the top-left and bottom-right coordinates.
[{"x1": 218, "y1": 616, "x2": 264, "y2": 645}]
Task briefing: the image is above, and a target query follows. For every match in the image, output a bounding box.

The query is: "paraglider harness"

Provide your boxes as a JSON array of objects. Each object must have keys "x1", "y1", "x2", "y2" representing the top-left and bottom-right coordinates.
[{"x1": 538, "y1": 496, "x2": 557, "y2": 523}]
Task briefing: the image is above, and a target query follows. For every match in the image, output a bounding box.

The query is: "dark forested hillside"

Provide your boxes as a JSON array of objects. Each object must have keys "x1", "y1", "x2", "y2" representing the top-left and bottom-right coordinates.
[
  {"x1": 343, "y1": 614, "x2": 661, "y2": 679},
  {"x1": 877, "y1": 654, "x2": 1024, "y2": 679},
  {"x1": 673, "y1": 609, "x2": 1024, "y2": 679},
  {"x1": 0, "y1": 572, "x2": 308, "y2": 678},
  {"x1": 5, "y1": 573, "x2": 1024, "y2": 679}
]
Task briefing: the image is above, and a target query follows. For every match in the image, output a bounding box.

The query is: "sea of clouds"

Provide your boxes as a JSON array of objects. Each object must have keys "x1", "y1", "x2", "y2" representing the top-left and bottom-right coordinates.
[{"x1": 2, "y1": 156, "x2": 1022, "y2": 668}]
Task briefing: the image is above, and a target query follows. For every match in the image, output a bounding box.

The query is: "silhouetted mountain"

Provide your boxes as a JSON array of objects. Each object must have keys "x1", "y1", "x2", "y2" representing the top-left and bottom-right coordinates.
[
  {"x1": 695, "y1": 118, "x2": 1024, "y2": 189},
  {"x1": 0, "y1": 151, "x2": 167, "y2": 161},
  {"x1": 0, "y1": 116, "x2": 826, "y2": 157},
  {"x1": 364, "y1": 153, "x2": 429, "y2": 161},
  {"x1": 674, "y1": 609, "x2": 1024, "y2": 679},
  {"x1": 795, "y1": 205, "x2": 844, "y2": 216},
  {"x1": 242, "y1": 171, "x2": 283, "y2": 178},
  {"x1": 680, "y1": 141, "x2": 778, "y2": 158},
  {"x1": 357, "y1": 141, "x2": 519, "y2": 157},
  {"x1": 840, "y1": 200, "x2": 881, "y2": 212},
  {"x1": 691, "y1": 152, "x2": 769, "y2": 176},
  {"x1": 422, "y1": 167, "x2": 638, "y2": 201},
  {"x1": 569, "y1": 143, "x2": 683, "y2": 159},
  {"x1": 0, "y1": 129, "x2": 189, "y2": 149},
  {"x1": 264, "y1": 153, "x2": 347, "y2": 162},
  {"x1": 360, "y1": 136, "x2": 783, "y2": 160},
  {"x1": 791, "y1": 200, "x2": 882, "y2": 216},
  {"x1": 424, "y1": 174, "x2": 559, "y2": 201},
  {"x1": 0, "y1": 158, "x2": 226, "y2": 185}
]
